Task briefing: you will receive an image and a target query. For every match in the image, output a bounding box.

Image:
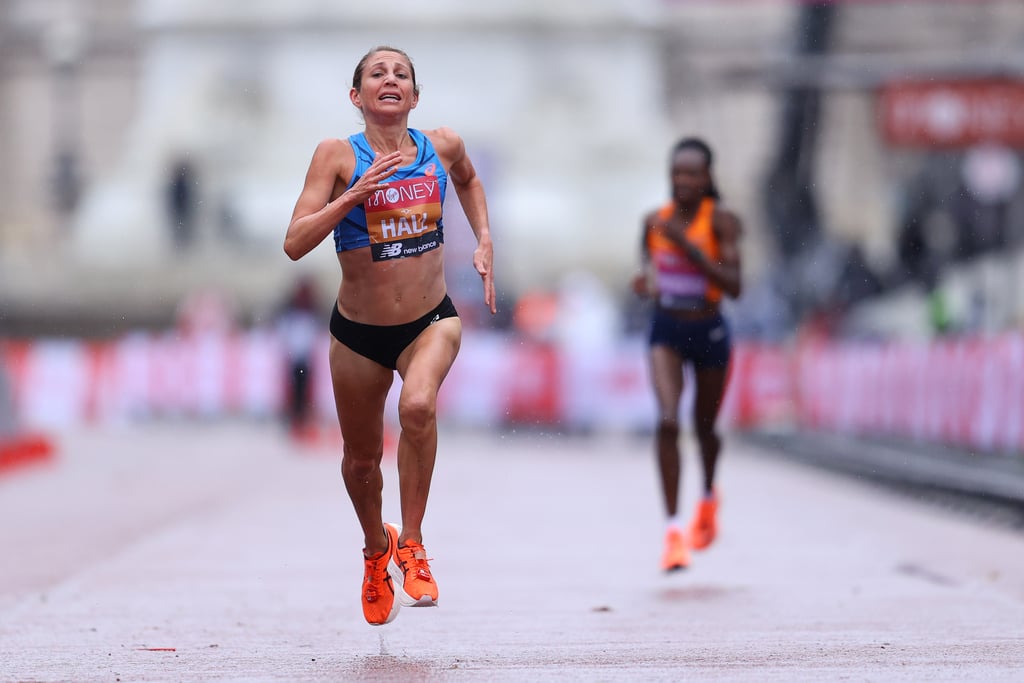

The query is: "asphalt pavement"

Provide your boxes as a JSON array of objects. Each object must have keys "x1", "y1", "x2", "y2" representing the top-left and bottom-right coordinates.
[{"x1": 1, "y1": 422, "x2": 1023, "y2": 681}]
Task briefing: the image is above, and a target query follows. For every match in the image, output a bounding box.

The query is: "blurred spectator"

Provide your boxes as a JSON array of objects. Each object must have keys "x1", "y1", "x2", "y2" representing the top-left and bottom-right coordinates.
[
  {"x1": 513, "y1": 289, "x2": 559, "y2": 343},
  {"x1": 0, "y1": 362, "x2": 15, "y2": 438},
  {"x1": 166, "y1": 157, "x2": 199, "y2": 250},
  {"x1": 507, "y1": 289, "x2": 561, "y2": 428},
  {"x1": 928, "y1": 286, "x2": 952, "y2": 336},
  {"x1": 53, "y1": 149, "x2": 80, "y2": 215},
  {"x1": 275, "y1": 276, "x2": 322, "y2": 442}
]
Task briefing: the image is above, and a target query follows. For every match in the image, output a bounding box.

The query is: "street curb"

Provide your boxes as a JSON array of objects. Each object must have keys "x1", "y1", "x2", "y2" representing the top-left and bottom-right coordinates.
[{"x1": 739, "y1": 430, "x2": 1024, "y2": 509}]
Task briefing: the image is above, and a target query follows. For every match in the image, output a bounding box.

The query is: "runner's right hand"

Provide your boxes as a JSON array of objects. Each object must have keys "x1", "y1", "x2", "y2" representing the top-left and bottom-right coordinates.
[{"x1": 344, "y1": 150, "x2": 403, "y2": 203}]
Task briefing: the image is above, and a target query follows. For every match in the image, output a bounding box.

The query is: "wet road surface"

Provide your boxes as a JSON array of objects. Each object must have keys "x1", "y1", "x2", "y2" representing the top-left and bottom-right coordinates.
[{"x1": 2, "y1": 423, "x2": 1023, "y2": 681}]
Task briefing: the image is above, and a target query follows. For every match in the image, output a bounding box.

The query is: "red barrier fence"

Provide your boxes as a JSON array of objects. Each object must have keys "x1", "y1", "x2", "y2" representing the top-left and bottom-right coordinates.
[{"x1": 795, "y1": 334, "x2": 1024, "y2": 454}]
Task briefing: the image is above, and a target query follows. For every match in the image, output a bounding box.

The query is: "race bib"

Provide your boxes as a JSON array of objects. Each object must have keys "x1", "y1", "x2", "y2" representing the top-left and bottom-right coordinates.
[
  {"x1": 364, "y1": 177, "x2": 443, "y2": 261},
  {"x1": 652, "y1": 250, "x2": 710, "y2": 310}
]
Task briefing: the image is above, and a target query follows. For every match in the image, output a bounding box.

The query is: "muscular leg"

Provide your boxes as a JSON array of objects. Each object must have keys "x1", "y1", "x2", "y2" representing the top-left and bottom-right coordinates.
[
  {"x1": 329, "y1": 338, "x2": 394, "y2": 556},
  {"x1": 393, "y1": 317, "x2": 461, "y2": 546},
  {"x1": 693, "y1": 366, "x2": 728, "y2": 494},
  {"x1": 649, "y1": 345, "x2": 686, "y2": 517}
]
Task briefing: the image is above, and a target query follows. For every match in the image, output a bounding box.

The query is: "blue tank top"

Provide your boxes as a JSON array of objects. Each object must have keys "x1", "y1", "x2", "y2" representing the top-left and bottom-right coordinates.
[{"x1": 334, "y1": 128, "x2": 448, "y2": 261}]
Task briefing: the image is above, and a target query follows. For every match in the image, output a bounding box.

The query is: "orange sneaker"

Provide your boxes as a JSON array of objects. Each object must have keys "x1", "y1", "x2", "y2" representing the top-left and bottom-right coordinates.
[
  {"x1": 660, "y1": 527, "x2": 690, "y2": 572},
  {"x1": 360, "y1": 525, "x2": 401, "y2": 626},
  {"x1": 387, "y1": 524, "x2": 438, "y2": 607},
  {"x1": 689, "y1": 494, "x2": 719, "y2": 551}
]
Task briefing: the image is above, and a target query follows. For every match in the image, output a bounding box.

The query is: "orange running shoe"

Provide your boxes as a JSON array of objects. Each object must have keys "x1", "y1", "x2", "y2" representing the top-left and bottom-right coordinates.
[
  {"x1": 660, "y1": 527, "x2": 690, "y2": 572},
  {"x1": 387, "y1": 524, "x2": 438, "y2": 607},
  {"x1": 689, "y1": 493, "x2": 719, "y2": 551},
  {"x1": 360, "y1": 525, "x2": 401, "y2": 626}
]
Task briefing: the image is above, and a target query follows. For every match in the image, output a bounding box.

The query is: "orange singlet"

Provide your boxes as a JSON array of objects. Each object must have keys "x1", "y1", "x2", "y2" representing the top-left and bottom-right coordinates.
[{"x1": 646, "y1": 197, "x2": 721, "y2": 311}]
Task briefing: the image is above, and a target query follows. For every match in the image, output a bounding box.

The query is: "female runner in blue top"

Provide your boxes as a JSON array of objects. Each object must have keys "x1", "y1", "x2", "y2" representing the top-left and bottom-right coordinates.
[{"x1": 284, "y1": 46, "x2": 496, "y2": 626}]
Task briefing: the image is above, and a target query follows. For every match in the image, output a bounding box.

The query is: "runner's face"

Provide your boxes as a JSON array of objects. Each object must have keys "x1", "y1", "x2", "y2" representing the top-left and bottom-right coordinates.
[
  {"x1": 670, "y1": 148, "x2": 710, "y2": 204},
  {"x1": 353, "y1": 51, "x2": 418, "y2": 114}
]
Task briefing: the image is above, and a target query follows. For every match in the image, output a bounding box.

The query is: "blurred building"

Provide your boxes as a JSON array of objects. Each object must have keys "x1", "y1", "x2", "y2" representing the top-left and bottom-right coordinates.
[
  {"x1": 2, "y1": 0, "x2": 1023, "y2": 338},
  {"x1": 0, "y1": 0, "x2": 140, "y2": 334}
]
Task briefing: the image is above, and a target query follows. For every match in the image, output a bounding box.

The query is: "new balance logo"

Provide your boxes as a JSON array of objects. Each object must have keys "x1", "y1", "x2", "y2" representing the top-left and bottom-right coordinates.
[{"x1": 379, "y1": 242, "x2": 404, "y2": 258}]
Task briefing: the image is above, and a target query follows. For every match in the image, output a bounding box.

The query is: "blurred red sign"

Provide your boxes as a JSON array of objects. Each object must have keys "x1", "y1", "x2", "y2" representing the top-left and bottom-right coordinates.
[{"x1": 879, "y1": 79, "x2": 1024, "y2": 148}]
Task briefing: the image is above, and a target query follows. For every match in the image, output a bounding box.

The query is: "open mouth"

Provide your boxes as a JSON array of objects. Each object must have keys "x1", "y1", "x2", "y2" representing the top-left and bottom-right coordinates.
[{"x1": 379, "y1": 94, "x2": 401, "y2": 102}]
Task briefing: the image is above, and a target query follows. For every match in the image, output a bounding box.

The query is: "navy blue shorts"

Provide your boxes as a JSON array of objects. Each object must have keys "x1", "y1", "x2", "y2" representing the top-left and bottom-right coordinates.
[
  {"x1": 329, "y1": 295, "x2": 458, "y2": 370},
  {"x1": 649, "y1": 309, "x2": 731, "y2": 370}
]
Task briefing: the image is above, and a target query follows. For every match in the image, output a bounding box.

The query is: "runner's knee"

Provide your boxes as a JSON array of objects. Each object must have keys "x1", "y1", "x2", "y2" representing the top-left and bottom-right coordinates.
[
  {"x1": 694, "y1": 424, "x2": 720, "y2": 450},
  {"x1": 398, "y1": 393, "x2": 437, "y2": 435},
  {"x1": 657, "y1": 419, "x2": 679, "y2": 440},
  {"x1": 342, "y1": 442, "x2": 383, "y2": 475}
]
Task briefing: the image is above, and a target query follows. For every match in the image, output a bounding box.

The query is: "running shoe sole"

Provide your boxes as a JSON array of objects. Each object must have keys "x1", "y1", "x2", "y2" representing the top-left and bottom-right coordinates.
[
  {"x1": 661, "y1": 529, "x2": 690, "y2": 572},
  {"x1": 385, "y1": 523, "x2": 438, "y2": 608}
]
